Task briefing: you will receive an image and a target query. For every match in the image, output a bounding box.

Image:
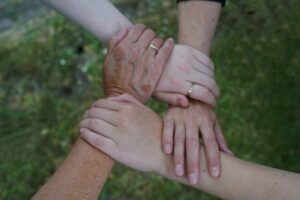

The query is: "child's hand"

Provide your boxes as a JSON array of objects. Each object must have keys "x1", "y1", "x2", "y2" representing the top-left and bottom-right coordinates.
[{"x1": 162, "y1": 101, "x2": 232, "y2": 184}]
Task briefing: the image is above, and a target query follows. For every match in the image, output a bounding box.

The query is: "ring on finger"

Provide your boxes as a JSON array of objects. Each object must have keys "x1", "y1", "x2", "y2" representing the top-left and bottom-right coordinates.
[
  {"x1": 148, "y1": 44, "x2": 159, "y2": 54},
  {"x1": 187, "y1": 83, "x2": 195, "y2": 97}
]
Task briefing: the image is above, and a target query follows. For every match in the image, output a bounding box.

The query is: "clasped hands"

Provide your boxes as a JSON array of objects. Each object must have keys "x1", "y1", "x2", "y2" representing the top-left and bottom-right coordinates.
[{"x1": 80, "y1": 25, "x2": 232, "y2": 185}]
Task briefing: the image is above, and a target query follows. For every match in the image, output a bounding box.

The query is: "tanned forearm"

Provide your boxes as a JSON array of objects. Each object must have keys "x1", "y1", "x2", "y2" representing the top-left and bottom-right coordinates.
[
  {"x1": 178, "y1": 1, "x2": 221, "y2": 54},
  {"x1": 41, "y1": 0, "x2": 133, "y2": 43},
  {"x1": 34, "y1": 1, "x2": 134, "y2": 199},
  {"x1": 32, "y1": 139, "x2": 114, "y2": 200}
]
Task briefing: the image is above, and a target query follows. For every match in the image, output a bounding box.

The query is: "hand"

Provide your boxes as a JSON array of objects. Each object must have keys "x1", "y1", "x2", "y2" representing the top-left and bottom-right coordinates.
[
  {"x1": 162, "y1": 101, "x2": 232, "y2": 184},
  {"x1": 154, "y1": 45, "x2": 220, "y2": 108},
  {"x1": 103, "y1": 24, "x2": 174, "y2": 103},
  {"x1": 79, "y1": 94, "x2": 165, "y2": 173}
]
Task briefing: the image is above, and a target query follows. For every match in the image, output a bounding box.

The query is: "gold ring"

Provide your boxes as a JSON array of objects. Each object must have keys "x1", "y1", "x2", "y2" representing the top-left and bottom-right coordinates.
[
  {"x1": 188, "y1": 83, "x2": 195, "y2": 97},
  {"x1": 148, "y1": 44, "x2": 159, "y2": 53}
]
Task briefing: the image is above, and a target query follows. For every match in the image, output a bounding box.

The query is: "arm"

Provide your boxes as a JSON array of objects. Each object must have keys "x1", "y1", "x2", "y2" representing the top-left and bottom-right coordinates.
[
  {"x1": 159, "y1": 0, "x2": 228, "y2": 184},
  {"x1": 32, "y1": 139, "x2": 113, "y2": 200},
  {"x1": 41, "y1": 0, "x2": 132, "y2": 43},
  {"x1": 178, "y1": 0, "x2": 222, "y2": 54},
  {"x1": 41, "y1": 0, "x2": 221, "y2": 107},
  {"x1": 80, "y1": 94, "x2": 300, "y2": 200},
  {"x1": 33, "y1": 26, "x2": 174, "y2": 199}
]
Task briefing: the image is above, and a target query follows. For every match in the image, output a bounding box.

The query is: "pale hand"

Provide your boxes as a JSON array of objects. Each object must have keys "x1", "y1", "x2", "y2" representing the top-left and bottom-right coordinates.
[
  {"x1": 154, "y1": 45, "x2": 220, "y2": 108},
  {"x1": 162, "y1": 101, "x2": 233, "y2": 184},
  {"x1": 79, "y1": 94, "x2": 165, "y2": 173}
]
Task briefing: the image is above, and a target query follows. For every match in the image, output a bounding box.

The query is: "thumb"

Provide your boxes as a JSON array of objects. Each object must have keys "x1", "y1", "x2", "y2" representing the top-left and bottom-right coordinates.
[
  {"x1": 153, "y1": 92, "x2": 189, "y2": 108},
  {"x1": 107, "y1": 93, "x2": 142, "y2": 105}
]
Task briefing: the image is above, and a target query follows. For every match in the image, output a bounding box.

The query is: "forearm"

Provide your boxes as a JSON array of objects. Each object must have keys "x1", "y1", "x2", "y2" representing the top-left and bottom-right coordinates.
[
  {"x1": 178, "y1": 1, "x2": 221, "y2": 54},
  {"x1": 33, "y1": 138, "x2": 114, "y2": 200},
  {"x1": 157, "y1": 147, "x2": 300, "y2": 199},
  {"x1": 41, "y1": 0, "x2": 132, "y2": 42}
]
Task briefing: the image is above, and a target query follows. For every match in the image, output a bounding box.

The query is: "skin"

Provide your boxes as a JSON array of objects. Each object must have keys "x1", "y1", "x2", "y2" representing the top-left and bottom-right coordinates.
[
  {"x1": 160, "y1": 0, "x2": 228, "y2": 184},
  {"x1": 103, "y1": 25, "x2": 174, "y2": 103},
  {"x1": 80, "y1": 94, "x2": 300, "y2": 200},
  {"x1": 41, "y1": 0, "x2": 219, "y2": 107},
  {"x1": 37, "y1": 0, "x2": 225, "y2": 193},
  {"x1": 163, "y1": 102, "x2": 232, "y2": 184},
  {"x1": 33, "y1": 25, "x2": 173, "y2": 199}
]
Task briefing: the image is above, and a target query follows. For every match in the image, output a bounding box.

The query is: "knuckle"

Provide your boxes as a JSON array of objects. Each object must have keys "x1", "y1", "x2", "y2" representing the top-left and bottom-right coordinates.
[
  {"x1": 174, "y1": 155, "x2": 184, "y2": 164},
  {"x1": 115, "y1": 43, "x2": 128, "y2": 55},
  {"x1": 89, "y1": 119, "x2": 99, "y2": 130},
  {"x1": 187, "y1": 134, "x2": 199, "y2": 144},
  {"x1": 187, "y1": 161, "x2": 198, "y2": 171},
  {"x1": 146, "y1": 29, "x2": 155, "y2": 37},
  {"x1": 136, "y1": 23, "x2": 146, "y2": 29},
  {"x1": 175, "y1": 133, "x2": 185, "y2": 142},
  {"x1": 204, "y1": 137, "x2": 218, "y2": 148}
]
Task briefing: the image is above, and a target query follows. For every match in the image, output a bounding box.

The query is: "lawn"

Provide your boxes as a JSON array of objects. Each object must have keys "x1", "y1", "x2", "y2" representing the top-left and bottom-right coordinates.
[{"x1": 0, "y1": 0, "x2": 299, "y2": 199}]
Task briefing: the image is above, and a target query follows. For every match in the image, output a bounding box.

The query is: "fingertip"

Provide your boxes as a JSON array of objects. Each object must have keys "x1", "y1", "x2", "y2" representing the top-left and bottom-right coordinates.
[
  {"x1": 188, "y1": 173, "x2": 199, "y2": 185},
  {"x1": 163, "y1": 144, "x2": 173, "y2": 154},
  {"x1": 210, "y1": 165, "x2": 220, "y2": 178}
]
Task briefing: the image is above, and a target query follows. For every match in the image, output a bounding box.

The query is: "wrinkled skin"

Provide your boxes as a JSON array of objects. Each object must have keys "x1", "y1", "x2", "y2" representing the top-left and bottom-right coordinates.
[
  {"x1": 103, "y1": 24, "x2": 174, "y2": 103},
  {"x1": 162, "y1": 101, "x2": 232, "y2": 184},
  {"x1": 154, "y1": 45, "x2": 220, "y2": 108},
  {"x1": 79, "y1": 94, "x2": 164, "y2": 172}
]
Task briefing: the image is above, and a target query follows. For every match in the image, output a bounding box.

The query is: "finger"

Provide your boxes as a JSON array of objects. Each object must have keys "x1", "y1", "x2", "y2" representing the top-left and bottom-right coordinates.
[
  {"x1": 188, "y1": 84, "x2": 217, "y2": 108},
  {"x1": 107, "y1": 93, "x2": 142, "y2": 105},
  {"x1": 153, "y1": 92, "x2": 189, "y2": 108},
  {"x1": 186, "y1": 121, "x2": 200, "y2": 185},
  {"x1": 192, "y1": 49, "x2": 215, "y2": 70},
  {"x1": 174, "y1": 122, "x2": 185, "y2": 177},
  {"x1": 108, "y1": 28, "x2": 129, "y2": 52},
  {"x1": 188, "y1": 73, "x2": 220, "y2": 98},
  {"x1": 147, "y1": 37, "x2": 163, "y2": 57},
  {"x1": 156, "y1": 38, "x2": 175, "y2": 64},
  {"x1": 191, "y1": 58, "x2": 215, "y2": 79},
  {"x1": 93, "y1": 99, "x2": 123, "y2": 111},
  {"x1": 215, "y1": 120, "x2": 233, "y2": 156},
  {"x1": 80, "y1": 128, "x2": 118, "y2": 157},
  {"x1": 122, "y1": 24, "x2": 146, "y2": 43},
  {"x1": 83, "y1": 107, "x2": 117, "y2": 126},
  {"x1": 135, "y1": 28, "x2": 156, "y2": 51},
  {"x1": 162, "y1": 117, "x2": 174, "y2": 154},
  {"x1": 79, "y1": 118, "x2": 117, "y2": 141},
  {"x1": 200, "y1": 123, "x2": 221, "y2": 178}
]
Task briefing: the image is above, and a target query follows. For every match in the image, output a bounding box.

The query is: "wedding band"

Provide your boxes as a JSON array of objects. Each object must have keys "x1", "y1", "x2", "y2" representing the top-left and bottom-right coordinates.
[
  {"x1": 148, "y1": 44, "x2": 159, "y2": 53},
  {"x1": 188, "y1": 83, "x2": 195, "y2": 97}
]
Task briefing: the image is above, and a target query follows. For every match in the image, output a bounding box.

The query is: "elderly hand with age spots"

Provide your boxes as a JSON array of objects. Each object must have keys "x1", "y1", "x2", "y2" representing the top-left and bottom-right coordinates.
[{"x1": 103, "y1": 24, "x2": 174, "y2": 102}]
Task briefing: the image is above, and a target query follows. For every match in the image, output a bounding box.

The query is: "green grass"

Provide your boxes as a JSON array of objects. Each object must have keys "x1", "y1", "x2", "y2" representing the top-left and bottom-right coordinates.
[{"x1": 0, "y1": 0, "x2": 300, "y2": 199}]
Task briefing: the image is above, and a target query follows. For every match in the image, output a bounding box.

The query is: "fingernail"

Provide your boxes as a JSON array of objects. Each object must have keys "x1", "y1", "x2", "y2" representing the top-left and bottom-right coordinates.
[
  {"x1": 211, "y1": 166, "x2": 220, "y2": 178},
  {"x1": 188, "y1": 173, "x2": 198, "y2": 185},
  {"x1": 167, "y1": 38, "x2": 174, "y2": 43},
  {"x1": 164, "y1": 144, "x2": 172, "y2": 154},
  {"x1": 175, "y1": 164, "x2": 184, "y2": 176},
  {"x1": 227, "y1": 150, "x2": 234, "y2": 156}
]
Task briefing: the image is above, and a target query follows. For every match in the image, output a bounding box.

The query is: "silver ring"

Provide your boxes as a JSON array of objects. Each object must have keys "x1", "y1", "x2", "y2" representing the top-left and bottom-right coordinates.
[
  {"x1": 148, "y1": 44, "x2": 159, "y2": 53},
  {"x1": 188, "y1": 83, "x2": 195, "y2": 97}
]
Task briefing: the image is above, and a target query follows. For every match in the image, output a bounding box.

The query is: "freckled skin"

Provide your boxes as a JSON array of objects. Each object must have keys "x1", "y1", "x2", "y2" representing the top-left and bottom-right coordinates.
[{"x1": 103, "y1": 29, "x2": 172, "y2": 103}]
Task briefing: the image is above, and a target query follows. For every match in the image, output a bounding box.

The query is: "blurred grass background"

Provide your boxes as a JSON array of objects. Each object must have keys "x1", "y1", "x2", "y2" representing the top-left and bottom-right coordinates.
[{"x1": 0, "y1": 0, "x2": 300, "y2": 199}]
